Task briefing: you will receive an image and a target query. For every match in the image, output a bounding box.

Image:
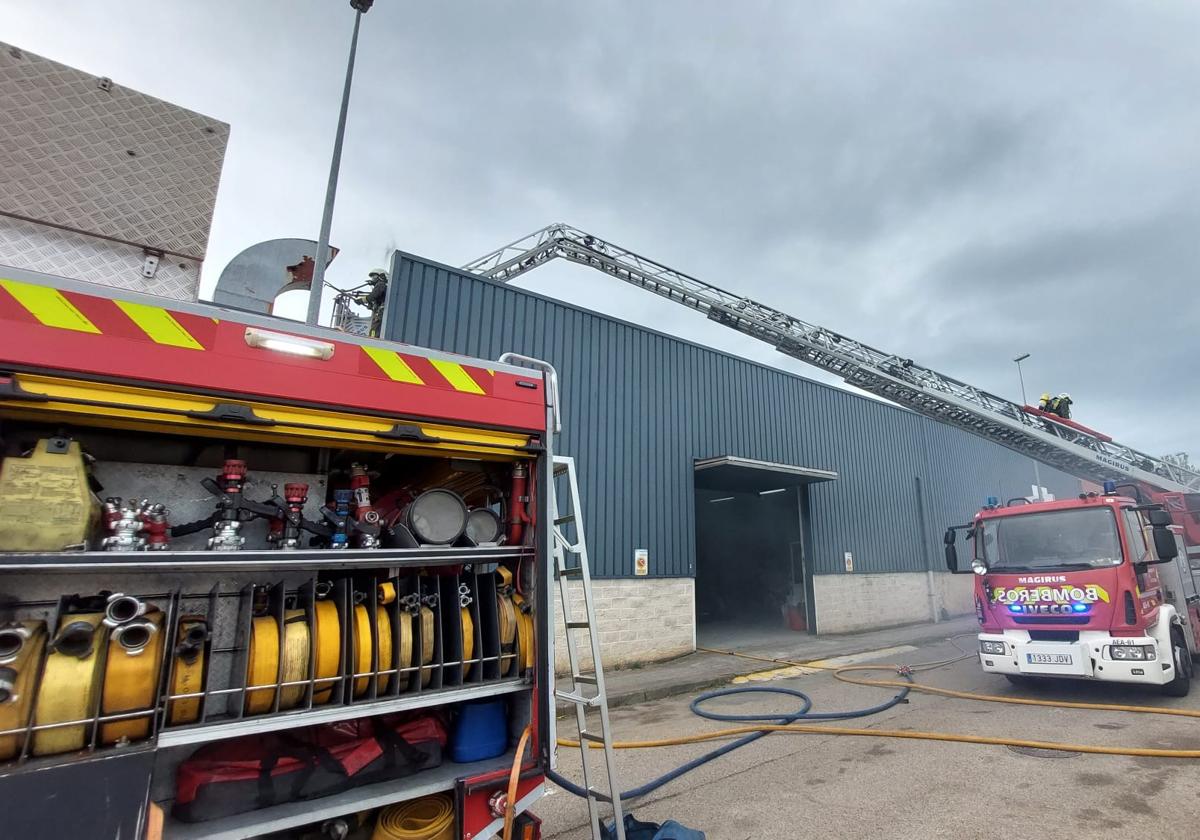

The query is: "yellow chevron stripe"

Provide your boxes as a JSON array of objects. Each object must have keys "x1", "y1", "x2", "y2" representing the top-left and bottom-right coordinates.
[
  {"x1": 114, "y1": 300, "x2": 204, "y2": 349},
  {"x1": 1, "y1": 279, "x2": 99, "y2": 333},
  {"x1": 430, "y1": 359, "x2": 485, "y2": 394},
  {"x1": 363, "y1": 346, "x2": 424, "y2": 384}
]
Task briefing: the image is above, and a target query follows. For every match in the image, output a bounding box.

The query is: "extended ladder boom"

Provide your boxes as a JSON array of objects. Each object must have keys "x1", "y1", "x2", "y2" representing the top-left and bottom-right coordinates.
[{"x1": 464, "y1": 224, "x2": 1200, "y2": 495}]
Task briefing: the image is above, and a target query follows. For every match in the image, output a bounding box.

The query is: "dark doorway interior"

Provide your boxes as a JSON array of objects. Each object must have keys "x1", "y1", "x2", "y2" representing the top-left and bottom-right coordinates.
[
  {"x1": 695, "y1": 487, "x2": 804, "y2": 632},
  {"x1": 693, "y1": 457, "x2": 836, "y2": 648}
]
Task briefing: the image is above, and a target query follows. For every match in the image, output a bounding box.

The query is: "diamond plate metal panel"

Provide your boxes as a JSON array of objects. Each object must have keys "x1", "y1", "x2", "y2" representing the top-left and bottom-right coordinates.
[
  {"x1": 0, "y1": 216, "x2": 200, "y2": 300},
  {"x1": 0, "y1": 42, "x2": 228, "y2": 259}
]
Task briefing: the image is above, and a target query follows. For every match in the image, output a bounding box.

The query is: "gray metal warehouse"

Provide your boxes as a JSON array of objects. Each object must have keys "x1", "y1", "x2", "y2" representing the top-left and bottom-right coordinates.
[{"x1": 380, "y1": 250, "x2": 1081, "y2": 668}]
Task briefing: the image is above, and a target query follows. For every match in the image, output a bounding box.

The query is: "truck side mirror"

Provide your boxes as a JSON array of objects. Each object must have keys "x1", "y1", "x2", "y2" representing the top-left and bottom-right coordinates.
[
  {"x1": 943, "y1": 528, "x2": 962, "y2": 573},
  {"x1": 1147, "y1": 509, "x2": 1173, "y2": 527},
  {"x1": 1152, "y1": 526, "x2": 1178, "y2": 562}
]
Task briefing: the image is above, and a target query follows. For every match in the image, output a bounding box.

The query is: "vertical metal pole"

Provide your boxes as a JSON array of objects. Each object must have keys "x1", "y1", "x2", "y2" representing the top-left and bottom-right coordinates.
[
  {"x1": 306, "y1": 10, "x2": 364, "y2": 326},
  {"x1": 1014, "y1": 355, "x2": 1043, "y2": 500}
]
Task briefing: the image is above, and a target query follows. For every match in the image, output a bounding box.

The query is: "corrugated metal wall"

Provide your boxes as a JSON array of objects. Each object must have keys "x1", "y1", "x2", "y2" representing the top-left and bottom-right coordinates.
[{"x1": 382, "y1": 252, "x2": 1080, "y2": 578}]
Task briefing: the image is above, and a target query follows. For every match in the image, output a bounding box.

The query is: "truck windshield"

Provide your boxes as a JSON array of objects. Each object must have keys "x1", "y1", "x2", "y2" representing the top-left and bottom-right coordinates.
[{"x1": 978, "y1": 507, "x2": 1123, "y2": 572}]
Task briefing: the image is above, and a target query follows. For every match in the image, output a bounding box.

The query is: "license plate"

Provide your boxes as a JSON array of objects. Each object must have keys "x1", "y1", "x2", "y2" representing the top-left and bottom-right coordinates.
[{"x1": 1027, "y1": 653, "x2": 1072, "y2": 665}]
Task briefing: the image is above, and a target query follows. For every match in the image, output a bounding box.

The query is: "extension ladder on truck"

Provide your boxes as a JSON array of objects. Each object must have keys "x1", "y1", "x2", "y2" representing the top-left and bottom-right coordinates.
[
  {"x1": 0, "y1": 265, "x2": 554, "y2": 840},
  {"x1": 464, "y1": 224, "x2": 1200, "y2": 498}
]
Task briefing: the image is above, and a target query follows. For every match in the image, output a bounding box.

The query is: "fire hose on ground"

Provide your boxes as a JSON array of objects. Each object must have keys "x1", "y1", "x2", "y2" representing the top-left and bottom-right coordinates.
[{"x1": 549, "y1": 637, "x2": 1200, "y2": 806}]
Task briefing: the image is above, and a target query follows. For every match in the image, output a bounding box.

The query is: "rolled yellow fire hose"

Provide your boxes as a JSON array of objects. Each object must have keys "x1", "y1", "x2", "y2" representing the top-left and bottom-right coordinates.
[
  {"x1": 419, "y1": 606, "x2": 435, "y2": 688},
  {"x1": 511, "y1": 593, "x2": 534, "y2": 675},
  {"x1": 396, "y1": 609, "x2": 414, "y2": 691},
  {"x1": 372, "y1": 793, "x2": 454, "y2": 840},
  {"x1": 101, "y1": 610, "x2": 165, "y2": 744},
  {"x1": 496, "y1": 566, "x2": 517, "y2": 677},
  {"x1": 33, "y1": 612, "x2": 107, "y2": 755},
  {"x1": 461, "y1": 607, "x2": 475, "y2": 677},
  {"x1": 167, "y1": 617, "x2": 207, "y2": 725},
  {"x1": 244, "y1": 616, "x2": 280, "y2": 715},
  {"x1": 353, "y1": 605, "x2": 393, "y2": 697},
  {"x1": 377, "y1": 608, "x2": 394, "y2": 695},
  {"x1": 312, "y1": 600, "x2": 341, "y2": 705},
  {"x1": 497, "y1": 595, "x2": 517, "y2": 676},
  {"x1": 0, "y1": 620, "x2": 47, "y2": 761},
  {"x1": 351, "y1": 606, "x2": 371, "y2": 698},
  {"x1": 278, "y1": 609, "x2": 311, "y2": 710}
]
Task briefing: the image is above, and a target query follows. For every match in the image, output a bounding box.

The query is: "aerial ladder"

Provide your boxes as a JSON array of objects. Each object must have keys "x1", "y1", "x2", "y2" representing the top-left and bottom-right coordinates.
[{"x1": 463, "y1": 223, "x2": 1200, "y2": 552}]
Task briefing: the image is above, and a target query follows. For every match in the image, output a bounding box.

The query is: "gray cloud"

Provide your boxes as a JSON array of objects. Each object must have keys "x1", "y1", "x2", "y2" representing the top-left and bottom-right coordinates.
[{"x1": 3, "y1": 0, "x2": 1197, "y2": 462}]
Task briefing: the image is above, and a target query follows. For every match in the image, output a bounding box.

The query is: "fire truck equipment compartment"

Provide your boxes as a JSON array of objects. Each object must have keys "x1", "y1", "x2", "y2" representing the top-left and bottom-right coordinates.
[{"x1": 173, "y1": 712, "x2": 447, "y2": 823}]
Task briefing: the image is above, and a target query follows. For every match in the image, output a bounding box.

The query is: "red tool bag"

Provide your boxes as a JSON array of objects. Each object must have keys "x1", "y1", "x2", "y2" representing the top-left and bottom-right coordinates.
[{"x1": 173, "y1": 713, "x2": 447, "y2": 822}]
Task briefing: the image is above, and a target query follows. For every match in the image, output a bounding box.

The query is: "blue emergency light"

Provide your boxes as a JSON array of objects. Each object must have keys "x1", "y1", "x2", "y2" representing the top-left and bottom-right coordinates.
[
  {"x1": 1103, "y1": 480, "x2": 1117, "y2": 494},
  {"x1": 985, "y1": 496, "x2": 999, "y2": 509}
]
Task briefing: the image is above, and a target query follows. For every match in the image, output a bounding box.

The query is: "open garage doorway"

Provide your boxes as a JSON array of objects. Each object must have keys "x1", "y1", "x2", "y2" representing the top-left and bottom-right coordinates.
[{"x1": 694, "y1": 457, "x2": 836, "y2": 649}]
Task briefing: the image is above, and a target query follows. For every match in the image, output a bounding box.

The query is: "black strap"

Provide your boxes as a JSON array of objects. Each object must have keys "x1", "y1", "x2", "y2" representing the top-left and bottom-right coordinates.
[
  {"x1": 371, "y1": 716, "x2": 429, "y2": 769},
  {"x1": 255, "y1": 736, "x2": 348, "y2": 807}
]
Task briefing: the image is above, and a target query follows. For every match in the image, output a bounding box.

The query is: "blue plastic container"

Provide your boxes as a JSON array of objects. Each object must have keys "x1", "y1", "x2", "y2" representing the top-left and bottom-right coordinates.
[{"x1": 450, "y1": 698, "x2": 508, "y2": 763}]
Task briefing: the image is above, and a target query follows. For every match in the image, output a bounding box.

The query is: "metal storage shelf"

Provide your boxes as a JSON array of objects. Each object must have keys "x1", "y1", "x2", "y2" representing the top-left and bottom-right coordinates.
[
  {"x1": 165, "y1": 750, "x2": 518, "y2": 840},
  {"x1": 0, "y1": 545, "x2": 532, "y2": 573},
  {"x1": 158, "y1": 679, "x2": 528, "y2": 748}
]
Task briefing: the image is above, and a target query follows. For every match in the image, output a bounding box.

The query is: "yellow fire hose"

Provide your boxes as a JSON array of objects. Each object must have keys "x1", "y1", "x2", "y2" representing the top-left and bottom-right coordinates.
[
  {"x1": 100, "y1": 610, "x2": 165, "y2": 744},
  {"x1": 512, "y1": 593, "x2": 534, "y2": 675},
  {"x1": 33, "y1": 612, "x2": 107, "y2": 755},
  {"x1": 352, "y1": 604, "x2": 394, "y2": 698},
  {"x1": 278, "y1": 609, "x2": 312, "y2": 710},
  {"x1": 244, "y1": 616, "x2": 280, "y2": 715},
  {"x1": 497, "y1": 567, "x2": 518, "y2": 676},
  {"x1": 0, "y1": 620, "x2": 47, "y2": 760},
  {"x1": 168, "y1": 617, "x2": 207, "y2": 725},
  {"x1": 558, "y1": 642, "x2": 1200, "y2": 761},
  {"x1": 312, "y1": 600, "x2": 341, "y2": 705},
  {"x1": 397, "y1": 610, "x2": 414, "y2": 690},
  {"x1": 419, "y1": 606, "x2": 435, "y2": 688},
  {"x1": 371, "y1": 793, "x2": 454, "y2": 840},
  {"x1": 461, "y1": 607, "x2": 475, "y2": 677}
]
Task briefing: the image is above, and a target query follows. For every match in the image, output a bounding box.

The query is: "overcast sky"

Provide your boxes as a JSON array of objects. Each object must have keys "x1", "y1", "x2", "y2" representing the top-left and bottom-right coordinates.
[{"x1": 4, "y1": 1, "x2": 1198, "y2": 461}]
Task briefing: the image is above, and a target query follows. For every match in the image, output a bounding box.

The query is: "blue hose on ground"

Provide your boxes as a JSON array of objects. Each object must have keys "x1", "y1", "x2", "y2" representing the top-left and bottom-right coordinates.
[{"x1": 547, "y1": 680, "x2": 911, "y2": 802}]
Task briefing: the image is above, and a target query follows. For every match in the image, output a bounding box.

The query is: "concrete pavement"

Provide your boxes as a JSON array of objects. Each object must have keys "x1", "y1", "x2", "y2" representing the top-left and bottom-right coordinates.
[
  {"x1": 601, "y1": 616, "x2": 979, "y2": 708},
  {"x1": 543, "y1": 631, "x2": 1200, "y2": 839}
]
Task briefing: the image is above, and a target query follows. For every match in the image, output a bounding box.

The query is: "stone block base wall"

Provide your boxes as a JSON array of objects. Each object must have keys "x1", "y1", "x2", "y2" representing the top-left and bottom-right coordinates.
[
  {"x1": 811, "y1": 571, "x2": 974, "y2": 634},
  {"x1": 558, "y1": 573, "x2": 972, "y2": 671},
  {"x1": 553, "y1": 577, "x2": 694, "y2": 673}
]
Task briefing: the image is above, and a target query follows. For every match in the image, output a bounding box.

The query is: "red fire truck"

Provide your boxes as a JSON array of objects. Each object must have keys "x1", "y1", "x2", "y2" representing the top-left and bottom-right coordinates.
[
  {"x1": 0, "y1": 265, "x2": 556, "y2": 839},
  {"x1": 945, "y1": 485, "x2": 1199, "y2": 696}
]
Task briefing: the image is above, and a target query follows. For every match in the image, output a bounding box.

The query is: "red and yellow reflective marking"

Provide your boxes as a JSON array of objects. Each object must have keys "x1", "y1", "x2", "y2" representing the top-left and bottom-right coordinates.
[
  {"x1": 429, "y1": 359, "x2": 486, "y2": 395},
  {"x1": 1, "y1": 277, "x2": 204, "y2": 348},
  {"x1": 362, "y1": 346, "x2": 425, "y2": 385},
  {"x1": 0, "y1": 277, "x2": 505, "y2": 400},
  {"x1": 113, "y1": 300, "x2": 205, "y2": 349},
  {"x1": 362, "y1": 346, "x2": 492, "y2": 396},
  {"x1": 0, "y1": 279, "x2": 100, "y2": 333}
]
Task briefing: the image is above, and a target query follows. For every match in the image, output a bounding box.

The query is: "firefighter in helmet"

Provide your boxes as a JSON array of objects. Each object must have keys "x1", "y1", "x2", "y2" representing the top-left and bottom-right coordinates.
[
  {"x1": 1038, "y1": 393, "x2": 1052, "y2": 412},
  {"x1": 1048, "y1": 393, "x2": 1073, "y2": 419}
]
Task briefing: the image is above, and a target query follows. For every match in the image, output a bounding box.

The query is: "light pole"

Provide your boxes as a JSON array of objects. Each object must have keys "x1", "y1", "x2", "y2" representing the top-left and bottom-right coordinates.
[
  {"x1": 306, "y1": 0, "x2": 374, "y2": 326},
  {"x1": 1013, "y1": 353, "x2": 1044, "y2": 500}
]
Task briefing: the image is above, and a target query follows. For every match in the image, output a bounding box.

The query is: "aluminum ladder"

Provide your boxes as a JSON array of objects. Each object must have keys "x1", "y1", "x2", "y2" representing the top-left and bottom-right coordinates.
[{"x1": 550, "y1": 454, "x2": 626, "y2": 840}]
